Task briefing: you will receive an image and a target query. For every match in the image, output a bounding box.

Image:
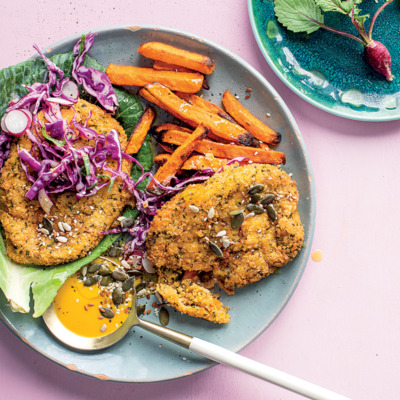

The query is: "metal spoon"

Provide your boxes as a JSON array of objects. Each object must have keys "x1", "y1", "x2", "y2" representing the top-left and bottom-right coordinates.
[{"x1": 43, "y1": 289, "x2": 350, "y2": 400}]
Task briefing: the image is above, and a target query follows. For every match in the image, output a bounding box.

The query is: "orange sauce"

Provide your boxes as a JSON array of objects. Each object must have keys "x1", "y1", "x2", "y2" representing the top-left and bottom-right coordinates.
[
  {"x1": 53, "y1": 272, "x2": 132, "y2": 338},
  {"x1": 311, "y1": 249, "x2": 323, "y2": 262}
]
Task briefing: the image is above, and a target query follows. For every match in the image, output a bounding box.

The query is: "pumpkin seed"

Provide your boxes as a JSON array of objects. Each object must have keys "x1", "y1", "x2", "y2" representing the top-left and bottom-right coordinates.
[
  {"x1": 88, "y1": 263, "x2": 101, "y2": 273},
  {"x1": 112, "y1": 287, "x2": 124, "y2": 307},
  {"x1": 137, "y1": 304, "x2": 146, "y2": 317},
  {"x1": 98, "y1": 265, "x2": 112, "y2": 276},
  {"x1": 112, "y1": 270, "x2": 129, "y2": 281},
  {"x1": 155, "y1": 291, "x2": 163, "y2": 303},
  {"x1": 42, "y1": 217, "x2": 53, "y2": 234},
  {"x1": 120, "y1": 217, "x2": 134, "y2": 228},
  {"x1": 231, "y1": 213, "x2": 244, "y2": 229},
  {"x1": 251, "y1": 193, "x2": 262, "y2": 203},
  {"x1": 99, "y1": 307, "x2": 114, "y2": 319},
  {"x1": 122, "y1": 276, "x2": 135, "y2": 292},
  {"x1": 135, "y1": 282, "x2": 148, "y2": 292},
  {"x1": 267, "y1": 204, "x2": 277, "y2": 221},
  {"x1": 81, "y1": 266, "x2": 88, "y2": 277},
  {"x1": 84, "y1": 275, "x2": 99, "y2": 287},
  {"x1": 56, "y1": 236, "x2": 68, "y2": 243},
  {"x1": 100, "y1": 276, "x2": 113, "y2": 286},
  {"x1": 248, "y1": 184, "x2": 264, "y2": 195},
  {"x1": 131, "y1": 269, "x2": 143, "y2": 277},
  {"x1": 159, "y1": 307, "x2": 170, "y2": 326},
  {"x1": 107, "y1": 246, "x2": 123, "y2": 257},
  {"x1": 246, "y1": 204, "x2": 265, "y2": 214},
  {"x1": 229, "y1": 207, "x2": 246, "y2": 216},
  {"x1": 260, "y1": 193, "x2": 275, "y2": 206},
  {"x1": 209, "y1": 241, "x2": 223, "y2": 257}
]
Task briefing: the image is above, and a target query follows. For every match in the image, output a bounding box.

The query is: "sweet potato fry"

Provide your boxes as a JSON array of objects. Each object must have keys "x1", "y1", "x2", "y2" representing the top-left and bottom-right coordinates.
[
  {"x1": 182, "y1": 155, "x2": 229, "y2": 171},
  {"x1": 175, "y1": 92, "x2": 237, "y2": 123},
  {"x1": 158, "y1": 142, "x2": 175, "y2": 154},
  {"x1": 154, "y1": 122, "x2": 229, "y2": 144},
  {"x1": 125, "y1": 106, "x2": 155, "y2": 154},
  {"x1": 152, "y1": 60, "x2": 195, "y2": 73},
  {"x1": 154, "y1": 123, "x2": 192, "y2": 134},
  {"x1": 138, "y1": 42, "x2": 215, "y2": 75},
  {"x1": 161, "y1": 129, "x2": 286, "y2": 165},
  {"x1": 148, "y1": 123, "x2": 209, "y2": 192},
  {"x1": 154, "y1": 153, "x2": 171, "y2": 165},
  {"x1": 222, "y1": 90, "x2": 281, "y2": 145},
  {"x1": 138, "y1": 87, "x2": 165, "y2": 109},
  {"x1": 144, "y1": 83, "x2": 259, "y2": 147},
  {"x1": 106, "y1": 64, "x2": 204, "y2": 93}
]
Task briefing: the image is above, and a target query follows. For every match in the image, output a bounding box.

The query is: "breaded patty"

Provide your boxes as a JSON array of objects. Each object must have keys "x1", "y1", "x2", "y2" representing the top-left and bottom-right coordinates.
[
  {"x1": 147, "y1": 163, "x2": 304, "y2": 323},
  {"x1": 0, "y1": 99, "x2": 132, "y2": 265}
]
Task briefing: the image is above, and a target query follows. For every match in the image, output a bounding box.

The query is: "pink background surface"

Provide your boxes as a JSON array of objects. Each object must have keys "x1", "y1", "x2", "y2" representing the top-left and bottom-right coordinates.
[{"x1": 1, "y1": 1, "x2": 399, "y2": 399}]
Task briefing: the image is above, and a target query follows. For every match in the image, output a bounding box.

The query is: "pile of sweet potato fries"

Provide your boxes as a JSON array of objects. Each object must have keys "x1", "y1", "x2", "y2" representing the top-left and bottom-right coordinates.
[{"x1": 106, "y1": 41, "x2": 285, "y2": 192}]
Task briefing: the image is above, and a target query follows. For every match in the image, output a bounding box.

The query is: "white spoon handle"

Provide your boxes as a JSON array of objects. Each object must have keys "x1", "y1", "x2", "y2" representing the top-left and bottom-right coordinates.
[{"x1": 190, "y1": 338, "x2": 351, "y2": 400}]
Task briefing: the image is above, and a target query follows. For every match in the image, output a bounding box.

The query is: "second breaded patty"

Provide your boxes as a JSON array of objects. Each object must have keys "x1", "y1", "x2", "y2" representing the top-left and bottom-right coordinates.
[{"x1": 146, "y1": 163, "x2": 304, "y2": 322}]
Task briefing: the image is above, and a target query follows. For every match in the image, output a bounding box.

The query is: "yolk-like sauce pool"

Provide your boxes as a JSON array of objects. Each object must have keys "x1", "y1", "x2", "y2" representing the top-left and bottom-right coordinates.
[{"x1": 53, "y1": 272, "x2": 132, "y2": 338}]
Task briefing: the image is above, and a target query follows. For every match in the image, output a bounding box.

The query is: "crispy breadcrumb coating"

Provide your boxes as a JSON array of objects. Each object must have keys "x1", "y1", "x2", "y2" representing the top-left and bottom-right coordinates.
[{"x1": 147, "y1": 163, "x2": 304, "y2": 323}]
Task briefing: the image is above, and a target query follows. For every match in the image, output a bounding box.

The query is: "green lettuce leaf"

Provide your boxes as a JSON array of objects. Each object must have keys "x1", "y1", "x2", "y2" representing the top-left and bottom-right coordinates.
[
  {"x1": 0, "y1": 50, "x2": 154, "y2": 317},
  {"x1": 274, "y1": 0, "x2": 324, "y2": 34},
  {"x1": 0, "y1": 233, "x2": 120, "y2": 317}
]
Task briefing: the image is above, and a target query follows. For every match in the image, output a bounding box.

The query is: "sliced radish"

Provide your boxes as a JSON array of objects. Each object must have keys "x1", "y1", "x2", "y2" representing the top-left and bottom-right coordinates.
[
  {"x1": 45, "y1": 97, "x2": 74, "y2": 107},
  {"x1": 38, "y1": 189, "x2": 53, "y2": 214},
  {"x1": 4, "y1": 110, "x2": 31, "y2": 136},
  {"x1": 1, "y1": 115, "x2": 10, "y2": 133},
  {"x1": 61, "y1": 81, "x2": 79, "y2": 100},
  {"x1": 19, "y1": 109, "x2": 33, "y2": 126}
]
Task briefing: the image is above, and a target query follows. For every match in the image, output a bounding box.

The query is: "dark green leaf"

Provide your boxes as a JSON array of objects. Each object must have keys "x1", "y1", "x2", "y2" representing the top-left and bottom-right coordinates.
[{"x1": 315, "y1": 0, "x2": 356, "y2": 14}]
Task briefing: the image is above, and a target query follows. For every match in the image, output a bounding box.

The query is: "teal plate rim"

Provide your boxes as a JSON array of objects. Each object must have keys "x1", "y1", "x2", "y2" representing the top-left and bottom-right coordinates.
[
  {"x1": 248, "y1": 0, "x2": 400, "y2": 122},
  {"x1": 0, "y1": 24, "x2": 316, "y2": 383}
]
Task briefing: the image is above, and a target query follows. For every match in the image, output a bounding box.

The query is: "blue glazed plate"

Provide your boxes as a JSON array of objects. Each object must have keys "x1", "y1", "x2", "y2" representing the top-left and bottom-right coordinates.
[
  {"x1": 0, "y1": 25, "x2": 315, "y2": 382},
  {"x1": 248, "y1": 0, "x2": 400, "y2": 121}
]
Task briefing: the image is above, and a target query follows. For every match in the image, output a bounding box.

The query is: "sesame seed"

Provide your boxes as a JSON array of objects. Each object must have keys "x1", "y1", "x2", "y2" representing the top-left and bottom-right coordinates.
[
  {"x1": 216, "y1": 230, "x2": 226, "y2": 237},
  {"x1": 189, "y1": 205, "x2": 199, "y2": 212},
  {"x1": 100, "y1": 324, "x2": 107, "y2": 332},
  {"x1": 62, "y1": 222, "x2": 72, "y2": 232}
]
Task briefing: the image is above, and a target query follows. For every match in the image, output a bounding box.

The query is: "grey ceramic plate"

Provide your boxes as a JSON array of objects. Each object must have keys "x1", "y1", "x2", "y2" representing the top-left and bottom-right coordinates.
[
  {"x1": 249, "y1": 0, "x2": 400, "y2": 121},
  {"x1": 0, "y1": 25, "x2": 315, "y2": 382}
]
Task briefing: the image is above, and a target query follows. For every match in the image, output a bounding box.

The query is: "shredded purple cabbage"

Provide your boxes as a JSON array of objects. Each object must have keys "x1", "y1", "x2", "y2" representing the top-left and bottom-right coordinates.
[
  {"x1": 0, "y1": 133, "x2": 13, "y2": 171},
  {"x1": 72, "y1": 33, "x2": 118, "y2": 114}
]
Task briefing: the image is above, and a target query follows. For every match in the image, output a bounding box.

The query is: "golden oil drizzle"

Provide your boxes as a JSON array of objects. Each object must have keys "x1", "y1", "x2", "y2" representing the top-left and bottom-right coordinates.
[{"x1": 311, "y1": 249, "x2": 323, "y2": 262}]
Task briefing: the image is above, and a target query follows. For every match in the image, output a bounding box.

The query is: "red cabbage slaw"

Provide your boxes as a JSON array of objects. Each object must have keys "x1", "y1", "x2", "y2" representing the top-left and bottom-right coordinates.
[{"x1": 1, "y1": 34, "x2": 120, "y2": 215}]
